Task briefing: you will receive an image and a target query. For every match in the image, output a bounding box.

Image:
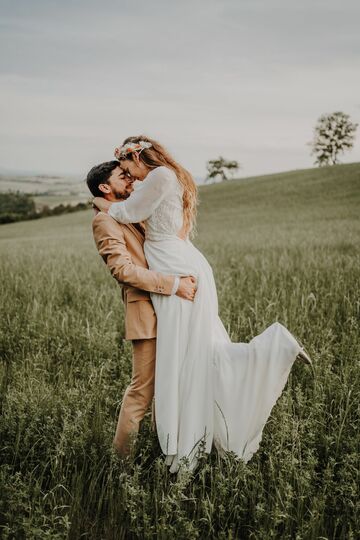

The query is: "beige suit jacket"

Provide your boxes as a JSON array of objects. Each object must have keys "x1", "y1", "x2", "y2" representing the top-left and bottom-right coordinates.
[{"x1": 92, "y1": 212, "x2": 176, "y2": 340}]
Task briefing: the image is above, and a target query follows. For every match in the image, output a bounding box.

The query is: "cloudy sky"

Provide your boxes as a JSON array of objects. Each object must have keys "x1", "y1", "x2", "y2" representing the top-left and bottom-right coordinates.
[{"x1": 0, "y1": 0, "x2": 359, "y2": 178}]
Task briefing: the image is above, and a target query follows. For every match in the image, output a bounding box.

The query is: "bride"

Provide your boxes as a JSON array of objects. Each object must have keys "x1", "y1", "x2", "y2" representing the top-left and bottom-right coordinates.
[{"x1": 93, "y1": 135, "x2": 311, "y2": 473}]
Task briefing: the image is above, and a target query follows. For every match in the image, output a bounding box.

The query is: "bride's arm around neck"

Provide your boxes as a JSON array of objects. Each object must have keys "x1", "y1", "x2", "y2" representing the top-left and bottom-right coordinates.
[{"x1": 108, "y1": 166, "x2": 177, "y2": 224}]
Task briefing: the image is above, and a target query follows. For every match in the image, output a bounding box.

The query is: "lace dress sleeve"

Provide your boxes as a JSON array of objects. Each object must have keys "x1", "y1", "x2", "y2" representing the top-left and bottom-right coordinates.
[{"x1": 108, "y1": 167, "x2": 175, "y2": 224}]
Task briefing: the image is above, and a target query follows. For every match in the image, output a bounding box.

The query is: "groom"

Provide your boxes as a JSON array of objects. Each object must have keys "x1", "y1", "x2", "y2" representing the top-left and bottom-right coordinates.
[{"x1": 86, "y1": 161, "x2": 196, "y2": 455}]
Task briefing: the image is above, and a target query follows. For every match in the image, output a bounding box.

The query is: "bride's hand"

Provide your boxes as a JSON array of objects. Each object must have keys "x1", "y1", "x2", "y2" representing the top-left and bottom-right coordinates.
[{"x1": 93, "y1": 197, "x2": 112, "y2": 213}]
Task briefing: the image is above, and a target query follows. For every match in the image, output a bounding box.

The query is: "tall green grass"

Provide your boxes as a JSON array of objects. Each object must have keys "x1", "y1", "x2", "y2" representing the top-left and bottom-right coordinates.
[{"x1": 1, "y1": 164, "x2": 359, "y2": 539}]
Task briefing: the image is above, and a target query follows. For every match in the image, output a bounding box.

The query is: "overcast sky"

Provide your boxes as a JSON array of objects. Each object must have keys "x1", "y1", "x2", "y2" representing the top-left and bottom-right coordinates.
[{"x1": 0, "y1": 0, "x2": 359, "y2": 178}]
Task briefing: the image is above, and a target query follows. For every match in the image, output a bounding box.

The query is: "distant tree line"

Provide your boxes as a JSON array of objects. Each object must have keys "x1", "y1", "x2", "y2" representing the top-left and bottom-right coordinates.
[{"x1": 0, "y1": 191, "x2": 90, "y2": 225}]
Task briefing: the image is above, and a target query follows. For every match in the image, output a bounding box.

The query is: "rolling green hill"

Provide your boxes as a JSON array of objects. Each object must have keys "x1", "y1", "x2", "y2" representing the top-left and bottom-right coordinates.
[
  {"x1": 0, "y1": 163, "x2": 359, "y2": 539},
  {"x1": 0, "y1": 172, "x2": 88, "y2": 209},
  {"x1": 0, "y1": 162, "x2": 359, "y2": 247},
  {"x1": 199, "y1": 162, "x2": 359, "y2": 246}
]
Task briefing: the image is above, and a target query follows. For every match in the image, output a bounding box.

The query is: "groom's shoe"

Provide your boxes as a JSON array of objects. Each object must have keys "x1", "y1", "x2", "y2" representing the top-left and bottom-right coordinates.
[{"x1": 296, "y1": 348, "x2": 312, "y2": 365}]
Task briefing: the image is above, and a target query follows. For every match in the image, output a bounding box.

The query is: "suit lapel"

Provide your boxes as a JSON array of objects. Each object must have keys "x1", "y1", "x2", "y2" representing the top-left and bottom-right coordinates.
[{"x1": 124, "y1": 223, "x2": 145, "y2": 245}]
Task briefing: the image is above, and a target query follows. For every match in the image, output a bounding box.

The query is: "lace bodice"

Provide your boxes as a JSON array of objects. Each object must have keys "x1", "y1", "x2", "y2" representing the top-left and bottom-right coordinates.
[{"x1": 108, "y1": 166, "x2": 184, "y2": 241}]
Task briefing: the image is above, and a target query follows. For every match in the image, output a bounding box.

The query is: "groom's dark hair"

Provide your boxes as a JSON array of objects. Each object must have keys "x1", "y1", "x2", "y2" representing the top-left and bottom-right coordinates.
[{"x1": 86, "y1": 160, "x2": 119, "y2": 197}]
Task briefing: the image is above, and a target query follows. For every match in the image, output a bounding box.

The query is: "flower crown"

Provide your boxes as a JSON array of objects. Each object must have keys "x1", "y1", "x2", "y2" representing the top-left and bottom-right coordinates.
[{"x1": 114, "y1": 140, "x2": 152, "y2": 160}]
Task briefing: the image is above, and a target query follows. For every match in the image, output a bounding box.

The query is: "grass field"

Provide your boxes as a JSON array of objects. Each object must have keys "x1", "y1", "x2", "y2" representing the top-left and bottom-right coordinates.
[{"x1": 0, "y1": 163, "x2": 359, "y2": 539}]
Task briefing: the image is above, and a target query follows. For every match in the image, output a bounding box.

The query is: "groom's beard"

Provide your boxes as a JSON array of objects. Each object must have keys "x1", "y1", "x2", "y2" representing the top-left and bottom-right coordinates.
[{"x1": 113, "y1": 190, "x2": 131, "y2": 200}]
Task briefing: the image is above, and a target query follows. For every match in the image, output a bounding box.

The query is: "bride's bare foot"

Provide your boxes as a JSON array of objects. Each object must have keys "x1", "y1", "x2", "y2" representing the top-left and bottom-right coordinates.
[{"x1": 296, "y1": 348, "x2": 312, "y2": 365}]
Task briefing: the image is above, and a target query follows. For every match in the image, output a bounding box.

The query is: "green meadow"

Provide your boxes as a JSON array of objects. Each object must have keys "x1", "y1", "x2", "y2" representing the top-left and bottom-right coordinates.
[{"x1": 0, "y1": 163, "x2": 359, "y2": 539}]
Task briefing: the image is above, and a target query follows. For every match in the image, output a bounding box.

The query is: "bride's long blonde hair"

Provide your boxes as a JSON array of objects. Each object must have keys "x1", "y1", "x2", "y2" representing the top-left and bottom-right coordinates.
[{"x1": 119, "y1": 135, "x2": 198, "y2": 236}]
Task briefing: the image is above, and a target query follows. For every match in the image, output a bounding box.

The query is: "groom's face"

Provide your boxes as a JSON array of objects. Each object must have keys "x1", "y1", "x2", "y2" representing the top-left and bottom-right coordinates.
[{"x1": 104, "y1": 166, "x2": 134, "y2": 201}]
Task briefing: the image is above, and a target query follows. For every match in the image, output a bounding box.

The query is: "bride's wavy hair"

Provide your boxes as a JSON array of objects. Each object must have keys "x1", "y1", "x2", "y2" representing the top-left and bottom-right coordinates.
[{"x1": 120, "y1": 135, "x2": 198, "y2": 236}]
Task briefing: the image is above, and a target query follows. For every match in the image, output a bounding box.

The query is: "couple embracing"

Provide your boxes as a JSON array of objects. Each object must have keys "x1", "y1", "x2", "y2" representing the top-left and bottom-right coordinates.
[{"x1": 87, "y1": 136, "x2": 311, "y2": 474}]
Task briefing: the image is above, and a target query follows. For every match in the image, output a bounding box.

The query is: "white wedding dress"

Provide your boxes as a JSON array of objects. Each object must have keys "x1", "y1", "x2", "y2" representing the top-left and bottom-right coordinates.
[{"x1": 109, "y1": 166, "x2": 302, "y2": 472}]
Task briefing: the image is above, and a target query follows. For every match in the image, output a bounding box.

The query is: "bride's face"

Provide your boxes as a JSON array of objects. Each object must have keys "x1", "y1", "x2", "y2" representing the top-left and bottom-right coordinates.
[{"x1": 121, "y1": 154, "x2": 149, "y2": 181}]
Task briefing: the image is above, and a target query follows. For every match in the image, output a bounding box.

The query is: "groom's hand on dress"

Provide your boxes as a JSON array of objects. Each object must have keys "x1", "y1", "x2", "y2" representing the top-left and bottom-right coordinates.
[{"x1": 176, "y1": 276, "x2": 197, "y2": 302}]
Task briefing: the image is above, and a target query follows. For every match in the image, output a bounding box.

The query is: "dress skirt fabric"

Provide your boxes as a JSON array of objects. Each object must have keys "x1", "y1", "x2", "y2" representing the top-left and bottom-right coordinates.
[{"x1": 145, "y1": 237, "x2": 301, "y2": 473}]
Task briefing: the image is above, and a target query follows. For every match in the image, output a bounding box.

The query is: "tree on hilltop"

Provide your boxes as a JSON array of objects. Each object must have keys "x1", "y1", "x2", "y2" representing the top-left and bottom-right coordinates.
[
  {"x1": 310, "y1": 112, "x2": 358, "y2": 167},
  {"x1": 206, "y1": 157, "x2": 240, "y2": 183}
]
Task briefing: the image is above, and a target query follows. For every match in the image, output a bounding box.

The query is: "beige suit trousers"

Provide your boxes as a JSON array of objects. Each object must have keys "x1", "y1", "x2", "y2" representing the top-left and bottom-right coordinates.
[{"x1": 113, "y1": 338, "x2": 156, "y2": 454}]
